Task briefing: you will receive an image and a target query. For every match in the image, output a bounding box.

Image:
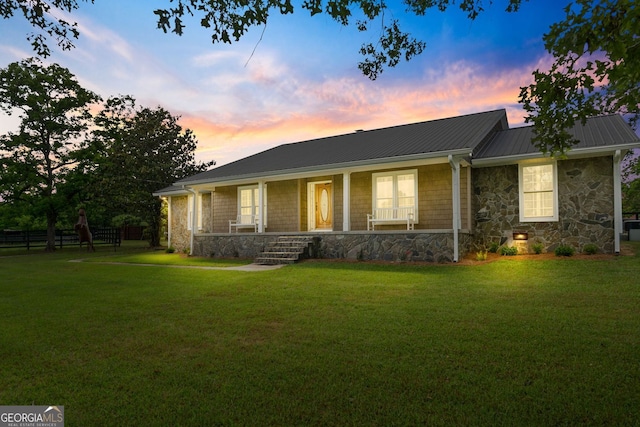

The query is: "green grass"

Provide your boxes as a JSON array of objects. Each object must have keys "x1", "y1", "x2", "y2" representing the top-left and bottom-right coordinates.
[
  {"x1": 1, "y1": 244, "x2": 639, "y2": 425},
  {"x1": 89, "y1": 251, "x2": 251, "y2": 267}
]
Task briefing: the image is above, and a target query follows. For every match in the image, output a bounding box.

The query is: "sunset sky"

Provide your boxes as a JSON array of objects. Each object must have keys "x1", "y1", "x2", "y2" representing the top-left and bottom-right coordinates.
[{"x1": 1, "y1": 0, "x2": 570, "y2": 166}]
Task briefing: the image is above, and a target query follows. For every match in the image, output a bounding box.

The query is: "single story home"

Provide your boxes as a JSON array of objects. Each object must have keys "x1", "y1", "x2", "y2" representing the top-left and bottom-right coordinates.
[{"x1": 154, "y1": 109, "x2": 640, "y2": 263}]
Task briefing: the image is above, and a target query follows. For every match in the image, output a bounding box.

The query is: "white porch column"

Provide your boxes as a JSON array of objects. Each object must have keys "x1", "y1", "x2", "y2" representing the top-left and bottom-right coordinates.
[
  {"x1": 613, "y1": 150, "x2": 623, "y2": 254},
  {"x1": 343, "y1": 172, "x2": 351, "y2": 232},
  {"x1": 258, "y1": 180, "x2": 265, "y2": 233},
  {"x1": 184, "y1": 186, "x2": 198, "y2": 255},
  {"x1": 449, "y1": 155, "x2": 461, "y2": 262}
]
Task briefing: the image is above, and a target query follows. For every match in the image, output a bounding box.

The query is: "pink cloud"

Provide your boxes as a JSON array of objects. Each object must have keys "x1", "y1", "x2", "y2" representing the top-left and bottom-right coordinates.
[
  {"x1": 182, "y1": 57, "x2": 550, "y2": 166},
  {"x1": 0, "y1": 9, "x2": 555, "y2": 170}
]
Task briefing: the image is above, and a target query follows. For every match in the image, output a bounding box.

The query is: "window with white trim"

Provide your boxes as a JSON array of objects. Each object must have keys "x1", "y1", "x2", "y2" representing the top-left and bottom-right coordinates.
[
  {"x1": 187, "y1": 193, "x2": 203, "y2": 231},
  {"x1": 519, "y1": 162, "x2": 558, "y2": 222},
  {"x1": 237, "y1": 185, "x2": 267, "y2": 225},
  {"x1": 372, "y1": 170, "x2": 418, "y2": 221}
]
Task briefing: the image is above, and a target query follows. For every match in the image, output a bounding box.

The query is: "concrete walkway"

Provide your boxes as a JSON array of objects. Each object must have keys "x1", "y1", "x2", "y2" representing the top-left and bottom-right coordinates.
[{"x1": 68, "y1": 259, "x2": 286, "y2": 271}]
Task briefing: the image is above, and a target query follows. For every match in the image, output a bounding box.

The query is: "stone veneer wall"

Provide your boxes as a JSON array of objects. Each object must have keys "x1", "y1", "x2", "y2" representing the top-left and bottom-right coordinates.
[
  {"x1": 473, "y1": 156, "x2": 615, "y2": 253},
  {"x1": 193, "y1": 231, "x2": 472, "y2": 263},
  {"x1": 169, "y1": 195, "x2": 190, "y2": 252}
]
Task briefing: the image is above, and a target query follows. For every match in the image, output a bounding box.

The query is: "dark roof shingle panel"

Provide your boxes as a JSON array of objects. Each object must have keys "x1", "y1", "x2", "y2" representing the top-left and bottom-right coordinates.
[
  {"x1": 179, "y1": 109, "x2": 508, "y2": 184},
  {"x1": 475, "y1": 115, "x2": 640, "y2": 159}
]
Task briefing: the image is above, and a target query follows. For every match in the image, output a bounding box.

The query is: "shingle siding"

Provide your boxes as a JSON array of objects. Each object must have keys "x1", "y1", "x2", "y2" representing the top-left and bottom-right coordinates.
[
  {"x1": 349, "y1": 171, "x2": 373, "y2": 231},
  {"x1": 265, "y1": 180, "x2": 299, "y2": 232},
  {"x1": 213, "y1": 186, "x2": 237, "y2": 233}
]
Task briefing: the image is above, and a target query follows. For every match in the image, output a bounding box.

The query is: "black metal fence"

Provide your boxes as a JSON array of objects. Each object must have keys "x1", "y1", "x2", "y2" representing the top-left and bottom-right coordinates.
[
  {"x1": 0, "y1": 227, "x2": 121, "y2": 250},
  {"x1": 623, "y1": 212, "x2": 640, "y2": 221}
]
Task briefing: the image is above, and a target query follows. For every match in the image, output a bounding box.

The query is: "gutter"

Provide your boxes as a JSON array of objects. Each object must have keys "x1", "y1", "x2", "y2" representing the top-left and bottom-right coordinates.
[
  {"x1": 175, "y1": 148, "x2": 474, "y2": 187},
  {"x1": 473, "y1": 142, "x2": 639, "y2": 167}
]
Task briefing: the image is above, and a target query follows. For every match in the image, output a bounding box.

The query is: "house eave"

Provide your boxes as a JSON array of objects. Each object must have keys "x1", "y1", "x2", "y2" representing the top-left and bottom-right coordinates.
[
  {"x1": 178, "y1": 148, "x2": 474, "y2": 188},
  {"x1": 153, "y1": 189, "x2": 190, "y2": 197},
  {"x1": 472, "y1": 142, "x2": 640, "y2": 167}
]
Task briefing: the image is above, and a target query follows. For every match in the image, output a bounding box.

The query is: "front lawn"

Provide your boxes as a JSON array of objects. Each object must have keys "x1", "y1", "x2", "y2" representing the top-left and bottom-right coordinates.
[
  {"x1": 1, "y1": 244, "x2": 639, "y2": 425},
  {"x1": 88, "y1": 251, "x2": 252, "y2": 267}
]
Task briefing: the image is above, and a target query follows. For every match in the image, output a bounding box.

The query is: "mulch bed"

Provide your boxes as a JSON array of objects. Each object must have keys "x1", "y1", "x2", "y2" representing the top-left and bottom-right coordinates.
[
  {"x1": 301, "y1": 243, "x2": 635, "y2": 266},
  {"x1": 459, "y1": 243, "x2": 636, "y2": 266}
]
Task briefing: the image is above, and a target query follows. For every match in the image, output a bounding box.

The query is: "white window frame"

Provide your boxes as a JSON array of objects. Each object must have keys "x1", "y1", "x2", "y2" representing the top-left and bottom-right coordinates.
[
  {"x1": 372, "y1": 169, "x2": 419, "y2": 222},
  {"x1": 518, "y1": 161, "x2": 558, "y2": 222},
  {"x1": 237, "y1": 185, "x2": 267, "y2": 226},
  {"x1": 187, "y1": 193, "x2": 204, "y2": 231}
]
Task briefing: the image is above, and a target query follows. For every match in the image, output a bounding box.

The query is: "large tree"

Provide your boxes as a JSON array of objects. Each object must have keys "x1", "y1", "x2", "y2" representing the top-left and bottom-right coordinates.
[
  {"x1": 622, "y1": 151, "x2": 640, "y2": 214},
  {"x1": 4, "y1": 0, "x2": 639, "y2": 155},
  {"x1": 0, "y1": 58, "x2": 100, "y2": 251},
  {"x1": 91, "y1": 96, "x2": 214, "y2": 247},
  {"x1": 519, "y1": 0, "x2": 640, "y2": 156},
  {"x1": 0, "y1": 0, "x2": 93, "y2": 57}
]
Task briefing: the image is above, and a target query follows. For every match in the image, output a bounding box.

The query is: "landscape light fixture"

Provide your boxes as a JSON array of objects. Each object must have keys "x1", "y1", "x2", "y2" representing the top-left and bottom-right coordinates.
[{"x1": 513, "y1": 232, "x2": 529, "y2": 241}]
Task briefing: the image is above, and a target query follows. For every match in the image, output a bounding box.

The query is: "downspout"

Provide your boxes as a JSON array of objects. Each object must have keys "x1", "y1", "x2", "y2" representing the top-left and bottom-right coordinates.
[
  {"x1": 613, "y1": 150, "x2": 623, "y2": 254},
  {"x1": 466, "y1": 166, "x2": 473, "y2": 231},
  {"x1": 449, "y1": 155, "x2": 461, "y2": 262},
  {"x1": 167, "y1": 196, "x2": 172, "y2": 249},
  {"x1": 183, "y1": 185, "x2": 198, "y2": 256}
]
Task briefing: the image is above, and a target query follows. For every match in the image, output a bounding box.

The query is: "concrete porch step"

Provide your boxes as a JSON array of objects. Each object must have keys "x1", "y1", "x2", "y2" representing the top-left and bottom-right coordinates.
[{"x1": 254, "y1": 236, "x2": 315, "y2": 265}]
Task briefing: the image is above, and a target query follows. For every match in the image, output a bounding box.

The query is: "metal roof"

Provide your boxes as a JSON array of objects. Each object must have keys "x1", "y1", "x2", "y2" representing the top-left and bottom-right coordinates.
[
  {"x1": 177, "y1": 109, "x2": 508, "y2": 185},
  {"x1": 156, "y1": 110, "x2": 639, "y2": 194},
  {"x1": 152, "y1": 184, "x2": 189, "y2": 197},
  {"x1": 474, "y1": 114, "x2": 640, "y2": 160}
]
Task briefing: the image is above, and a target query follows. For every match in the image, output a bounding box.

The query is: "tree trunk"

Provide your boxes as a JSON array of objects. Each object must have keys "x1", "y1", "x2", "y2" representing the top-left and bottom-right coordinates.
[
  {"x1": 45, "y1": 209, "x2": 57, "y2": 252},
  {"x1": 148, "y1": 199, "x2": 162, "y2": 248}
]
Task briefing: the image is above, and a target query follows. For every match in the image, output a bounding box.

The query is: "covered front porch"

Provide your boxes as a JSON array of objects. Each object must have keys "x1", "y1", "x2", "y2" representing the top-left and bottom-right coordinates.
[{"x1": 169, "y1": 154, "x2": 472, "y2": 261}]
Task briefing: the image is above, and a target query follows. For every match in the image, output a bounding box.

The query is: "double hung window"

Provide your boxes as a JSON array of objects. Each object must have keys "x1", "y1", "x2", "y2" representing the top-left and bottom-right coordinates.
[
  {"x1": 519, "y1": 162, "x2": 558, "y2": 222},
  {"x1": 238, "y1": 185, "x2": 267, "y2": 225},
  {"x1": 187, "y1": 193, "x2": 203, "y2": 231},
  {"x1": 372, "y1": 170, "x2": 418, "y2": 221}
]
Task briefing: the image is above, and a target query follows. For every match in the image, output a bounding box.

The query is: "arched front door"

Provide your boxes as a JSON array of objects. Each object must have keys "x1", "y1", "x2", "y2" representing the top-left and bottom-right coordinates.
[{"x1": 309, "y1": 182, "x2": 332, "y2": 230}]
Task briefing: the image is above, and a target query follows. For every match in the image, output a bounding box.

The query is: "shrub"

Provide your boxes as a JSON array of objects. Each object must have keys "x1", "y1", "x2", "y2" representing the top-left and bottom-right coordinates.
[
  {"x1": 165, "y1": 246, "x2": 175, "y2": 253},
  {"x1": 583, "y1": 243, "x2": 598, "y2": 255},
  {"x1": 554, "y1": 244, "x2": 575, "y2": 257},
  {"x1": 488, "y1": 242, "x2": 500, "y2": 253},
  {"x1": 531, "y1": 243, "x2": 544, "y2": 255},
  {"x1": 476, "y1": 250, "x2": 488, "y2": 261},
  {"x1": 499, "y1": 245, "x2": 518, "y2": 256},
  {"x1": 112, "y1": 214, "x2": 144, "y2": 228}
]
